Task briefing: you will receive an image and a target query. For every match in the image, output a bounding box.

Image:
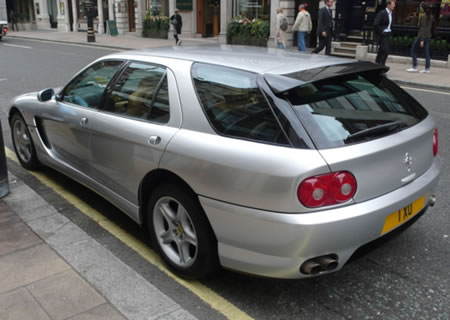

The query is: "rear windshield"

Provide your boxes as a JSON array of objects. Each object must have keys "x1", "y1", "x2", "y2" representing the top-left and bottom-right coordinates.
[{"x1": 283, "y1": 71, "x2": 428, "y2": 149}]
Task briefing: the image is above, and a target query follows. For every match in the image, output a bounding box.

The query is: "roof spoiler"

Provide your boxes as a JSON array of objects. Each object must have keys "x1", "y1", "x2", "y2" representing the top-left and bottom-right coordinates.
[{"x1": 264, "y1": 61, "x2": 389, "y2": 95}]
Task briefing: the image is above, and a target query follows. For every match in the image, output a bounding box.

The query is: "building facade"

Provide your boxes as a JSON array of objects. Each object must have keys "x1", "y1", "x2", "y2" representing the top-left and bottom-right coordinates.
[{"x1": 4, "y1": 0, "x2": 449, "y2": 58}]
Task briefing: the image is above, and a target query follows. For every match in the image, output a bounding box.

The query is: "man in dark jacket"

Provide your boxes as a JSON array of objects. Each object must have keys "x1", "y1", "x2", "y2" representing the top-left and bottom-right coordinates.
[
  {"x1": 170, "y1": 8, "x2": 183, "y2": 45},
  {"x1": 374, "y1": 0, "x2": 396, "y2": 65},
  {"x1": 312, "y1": 0, "x2": 334, "y2": 55}
]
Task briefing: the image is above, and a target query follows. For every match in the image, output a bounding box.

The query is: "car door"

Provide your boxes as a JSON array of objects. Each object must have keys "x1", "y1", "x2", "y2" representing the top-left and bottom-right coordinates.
[
  {"x1": 40, "y1": 60, "x2": 124, "y2": 174},
  {"x1": 88, "y1": 61, "x2": 181, "y2": 205}
]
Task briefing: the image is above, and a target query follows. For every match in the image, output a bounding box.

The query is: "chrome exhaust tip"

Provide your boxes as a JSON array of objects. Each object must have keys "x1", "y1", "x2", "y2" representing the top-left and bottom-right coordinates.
[
  {"x1": 429, "y1": 194, "x2": 436, "y2": 207},
  {"x1": 316, "y1": 256, "x2": 339, "y2": 271},
  {"x1": 300, "y1": 254, "x2": 339, "y2": 275},
  {"x1": 300, "y1": 260, "x2": 322, "y2": 275}
]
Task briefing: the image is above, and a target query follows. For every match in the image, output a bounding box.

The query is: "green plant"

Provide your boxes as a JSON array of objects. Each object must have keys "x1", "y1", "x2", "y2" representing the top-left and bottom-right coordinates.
[
  {"x1": 143, "y1": 12, "x2": 169, "y2": 32},
  {"x1": 227, "y1": 16, "x2": 270, "y2": 47}
]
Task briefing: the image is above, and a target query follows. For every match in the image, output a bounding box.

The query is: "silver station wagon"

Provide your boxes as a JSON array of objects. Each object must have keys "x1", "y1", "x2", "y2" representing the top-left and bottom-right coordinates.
[{"x1": 9, "y1": 46, "x2": 441, "y2": 279}]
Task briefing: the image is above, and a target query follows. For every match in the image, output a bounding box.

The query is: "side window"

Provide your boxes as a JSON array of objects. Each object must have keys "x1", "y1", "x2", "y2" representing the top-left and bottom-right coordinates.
[
  {"x1": 62, "y1": 60, "x2": 123, "y2": 108},
  {"x1": 103, "y1": 62, "x2": 170, "y2": 123},
  {"x1": 192, "y1": 63, "x2": 289, "y2": 145}
]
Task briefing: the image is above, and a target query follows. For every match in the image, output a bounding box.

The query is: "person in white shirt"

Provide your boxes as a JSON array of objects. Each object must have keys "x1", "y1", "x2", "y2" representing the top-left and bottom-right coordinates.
[{"x1": 292, "y1": 3, "x2": 313, "y2": 52}]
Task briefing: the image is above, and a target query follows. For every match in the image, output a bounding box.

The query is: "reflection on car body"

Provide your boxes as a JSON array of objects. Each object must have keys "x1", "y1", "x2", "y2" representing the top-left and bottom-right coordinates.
[{"x1": 9, "y1": 46, "x2": 441, "y2": 279}]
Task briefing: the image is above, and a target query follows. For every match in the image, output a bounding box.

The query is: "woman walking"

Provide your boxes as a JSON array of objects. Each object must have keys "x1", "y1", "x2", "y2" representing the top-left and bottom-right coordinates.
[
  {"x1": 170, "y1": 8, "x2": 183, "y2": 45},
  {"x1": 292, "y1": 4, "x2": 312, "y2": 52},
  {"x1": 275, "y1": 8, "x2": 288, "y2": 49},
  {"x1": 407, "y1": 3, "x2": 434, "y2": 73}
]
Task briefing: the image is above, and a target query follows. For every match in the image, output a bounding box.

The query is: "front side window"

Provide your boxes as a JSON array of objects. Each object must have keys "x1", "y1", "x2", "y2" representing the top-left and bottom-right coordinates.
[
  {"x1": 62, "y1": 60, "x2": 123, "y2": 108},
  {"x1": 192, "y1": 63, "x2": 289, "y2": 146},
  {"x1": 103, "y1": 62, "x2": 169, "y2": 123},
  {"x1": 285, "y1": 72, "x2": 428, "y2": 148}
]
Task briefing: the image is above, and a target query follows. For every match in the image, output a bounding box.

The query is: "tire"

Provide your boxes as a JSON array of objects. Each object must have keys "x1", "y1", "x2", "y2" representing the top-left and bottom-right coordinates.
[
  {"x1": 10, "y1": 113, "x2": 40, "y2": 170},
  {"x1": 147, "y1": 184, "x2": 219, "y2": 279}
]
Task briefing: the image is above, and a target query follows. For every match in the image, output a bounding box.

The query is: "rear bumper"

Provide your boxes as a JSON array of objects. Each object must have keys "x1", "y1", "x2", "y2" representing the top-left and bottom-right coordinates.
[{"x1": 200, "y1": 157, "x2": 441, "y2": 279}]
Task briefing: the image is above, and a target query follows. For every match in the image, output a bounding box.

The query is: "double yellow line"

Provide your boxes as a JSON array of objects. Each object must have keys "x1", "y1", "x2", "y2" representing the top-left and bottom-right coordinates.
[{"x1": 5, "y1": 147, "x2": 253, "y2": 320}]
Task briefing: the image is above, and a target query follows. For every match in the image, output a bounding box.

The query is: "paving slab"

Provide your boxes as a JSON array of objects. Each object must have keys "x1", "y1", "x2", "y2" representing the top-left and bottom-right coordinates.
[
  {"x1": 0, "y1": 287, "x2": 50, "y2": 320},
  {"x1": 28, "y1": 269, "x2": 106, "y2": 320},
  {"x1": 0, "y1": 218, "x2": 42, "y2": 256},
  {"x1": 66, "y1": 304, "x2": 126, "y2": 320},
  {"x1": 0, "y1": 244, "x2": 70, "y2": 294}
]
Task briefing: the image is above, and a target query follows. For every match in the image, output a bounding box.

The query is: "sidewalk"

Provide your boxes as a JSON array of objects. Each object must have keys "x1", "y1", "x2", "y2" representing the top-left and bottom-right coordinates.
[
  {"x1": 0, "y1": 172, "x2": 198, "y2": 320},
  {"x1": 5, "y1": 29, "x2": 450, "y2": 91}
]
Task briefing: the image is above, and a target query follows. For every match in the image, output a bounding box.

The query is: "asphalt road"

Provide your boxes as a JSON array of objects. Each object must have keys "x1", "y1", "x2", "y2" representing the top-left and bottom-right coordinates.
[{"x1": 1, "y1": 38, "x2": 449, "y2": 320}]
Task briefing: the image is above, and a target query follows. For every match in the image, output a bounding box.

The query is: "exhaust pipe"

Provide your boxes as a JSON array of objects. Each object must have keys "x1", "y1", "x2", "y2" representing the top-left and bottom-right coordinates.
[
  {"x1": 300, "y1": 260, "x2": 322, "y2": 275},
  {"x1": 300, "y1": 254, "x2": 339, "y2": 275},
  {"x1": 428, "y1": 194, "x2": 436, "y2": 207},
  {"x1": 316, "y1": 256, "x2": 338, "y2": 271}
]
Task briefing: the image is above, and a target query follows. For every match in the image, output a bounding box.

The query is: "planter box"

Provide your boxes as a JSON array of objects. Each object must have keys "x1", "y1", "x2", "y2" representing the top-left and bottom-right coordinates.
[{"x1": 142, "y1": 29, "x2": 168, "y2": 39}]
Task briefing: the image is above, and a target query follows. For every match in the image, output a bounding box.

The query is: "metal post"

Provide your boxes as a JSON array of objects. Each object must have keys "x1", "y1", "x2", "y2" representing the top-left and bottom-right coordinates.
[
  {"x1": 0, "y1": 120, "x2": 9, "y2": 198},
  {"x1": 85, "y1": 0, "x2": 96, "y2": 42}
]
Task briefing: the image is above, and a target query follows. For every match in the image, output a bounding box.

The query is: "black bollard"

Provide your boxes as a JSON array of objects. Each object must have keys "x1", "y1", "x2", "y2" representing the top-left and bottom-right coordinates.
[
  {"x1": 85, "y1": 0, "x2": 96, "y2": 43},
  {"x1": 0, "y1": 120, "x2": 9, "y2": 198}
]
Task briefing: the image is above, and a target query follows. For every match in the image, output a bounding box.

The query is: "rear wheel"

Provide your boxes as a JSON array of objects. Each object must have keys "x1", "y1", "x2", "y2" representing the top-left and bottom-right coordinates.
[
  {"x1": 147, "y1": 184, "x2": 219, "y2": 279},
  {"x1": 11, "y1": 113, "x2": 40, "y2": 170}
]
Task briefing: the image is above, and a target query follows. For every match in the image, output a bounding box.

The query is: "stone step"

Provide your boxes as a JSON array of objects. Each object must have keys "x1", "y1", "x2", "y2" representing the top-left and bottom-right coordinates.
[
  {"x1": 331, "y1": 52, "x2": 357, "y2": 59},
  {"x1": 334, "y1": 47, "x2": 357, "y2": 54}
]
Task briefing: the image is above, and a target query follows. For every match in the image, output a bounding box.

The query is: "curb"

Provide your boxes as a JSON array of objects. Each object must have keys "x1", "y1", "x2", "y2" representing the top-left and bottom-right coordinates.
[
  {"x1": 392, "y1": 79, "x2": 450, "y2": 92},
  {"x1": 7, "y1": 34, "x2": 130, "y2": 51}
]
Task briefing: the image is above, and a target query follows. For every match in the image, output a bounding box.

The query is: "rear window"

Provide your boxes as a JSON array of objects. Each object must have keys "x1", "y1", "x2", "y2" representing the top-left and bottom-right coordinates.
[
  {"x1": 192, "y1": 63, "x2": 290, "y2": 146},
  {"x1": 283, "y1": 71, "x2": 428, "y2": 149}
]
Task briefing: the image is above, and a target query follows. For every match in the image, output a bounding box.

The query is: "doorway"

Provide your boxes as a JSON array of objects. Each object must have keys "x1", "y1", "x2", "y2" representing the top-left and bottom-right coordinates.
[
  {"x1": 196, "y1": 0, "x2": 220, "y2": 37},
  {"x1": 127, "y1": 0, "x2": 135, "y2": 32}
]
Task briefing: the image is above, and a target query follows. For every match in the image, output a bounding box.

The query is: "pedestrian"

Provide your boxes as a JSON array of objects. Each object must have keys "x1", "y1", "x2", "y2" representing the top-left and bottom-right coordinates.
[
  {"x1": 9, "y1": 10, "x2": 19, "y2": 32},
  {"x1": 292, "y1": 3, "x2": 312, "y2": 52},
  {"x1": 275, "y1": 8, "x2": 288, "y2": 49},
  {"x1": 170, "y1": 8, "x2": 183, "y2": 46},
  {"x1": 407, "y1": 3, "x2": 434, "y2": 73},
  {"x1": 312, "y1": 0, "x2": 334, "y2": 55},
  {"x1": 374, "y1": 0, "x2": 396, "y2": 66}
]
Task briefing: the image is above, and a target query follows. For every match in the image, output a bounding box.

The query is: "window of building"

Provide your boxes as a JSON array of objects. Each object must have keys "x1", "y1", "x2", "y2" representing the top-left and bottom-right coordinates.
[
  {"x1": 393, "y1": 0, "x2": 449, "y2": 27},
  {"x1": 145, "y1": 0, "x2": 169, "y2": 16},
  {"x1": 232, "y1": 0, "x2": 270, "y2": 20}
]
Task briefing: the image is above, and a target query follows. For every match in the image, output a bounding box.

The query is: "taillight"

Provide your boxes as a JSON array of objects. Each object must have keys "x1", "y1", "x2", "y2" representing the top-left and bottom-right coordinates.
[
  {"x1": 3, "y1": 27, "x2": 7, "y2": 34},
  {"x1": 433, "y1": 128, "x2": 438, "y2": 157},
  {"x1": 298, "y1": 172, "x2": 357, "y2": 208}
]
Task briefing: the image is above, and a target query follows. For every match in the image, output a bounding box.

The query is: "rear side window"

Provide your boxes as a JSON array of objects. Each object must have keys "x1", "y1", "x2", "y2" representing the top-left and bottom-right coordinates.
[
  {"x1": 192, "y1": 63, "x2": 289, "y2": 146},
  {"x1": 285, "y1": 72, "x2": 428, "y2": 148}
]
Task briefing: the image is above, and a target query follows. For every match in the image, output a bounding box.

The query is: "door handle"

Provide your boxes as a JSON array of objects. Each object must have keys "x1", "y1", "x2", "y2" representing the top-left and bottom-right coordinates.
[
  {"x1": 148, "y1": 136, "x2": 161, "y2": 145},
  {"x1": 80, "y1": 117, "x2": 88, "y2": 126}
]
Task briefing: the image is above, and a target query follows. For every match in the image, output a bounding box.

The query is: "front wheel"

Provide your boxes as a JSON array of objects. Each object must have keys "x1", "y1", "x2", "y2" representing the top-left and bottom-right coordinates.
[
  {"x1": 11, "y1": 113, "x2": 40, "y2": 170},
  {"x1": 147, "y1": 184, "x2": 219, "y2": 279}
]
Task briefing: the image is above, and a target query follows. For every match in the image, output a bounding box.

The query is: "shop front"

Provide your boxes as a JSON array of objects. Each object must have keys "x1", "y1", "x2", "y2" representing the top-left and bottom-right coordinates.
[{"x1": 334, "y1": 0, "x2": 450, "y2": 60}]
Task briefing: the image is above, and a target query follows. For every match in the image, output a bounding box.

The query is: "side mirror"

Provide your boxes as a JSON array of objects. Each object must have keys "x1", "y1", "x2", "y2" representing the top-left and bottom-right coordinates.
[{"x1": 37, "y1": 88, "x2": 55, "y2": 102}]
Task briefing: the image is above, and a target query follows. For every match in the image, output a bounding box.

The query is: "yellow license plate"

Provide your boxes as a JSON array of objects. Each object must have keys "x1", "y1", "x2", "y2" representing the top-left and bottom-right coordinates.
[{"x1": 381, "y1": 196, "x2": 425, "y2": 235}]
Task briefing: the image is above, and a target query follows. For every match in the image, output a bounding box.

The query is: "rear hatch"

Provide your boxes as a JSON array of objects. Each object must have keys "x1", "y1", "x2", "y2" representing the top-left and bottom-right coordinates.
[{"x1": 266, "y1": 62, "x2": 435, "y2": 202}]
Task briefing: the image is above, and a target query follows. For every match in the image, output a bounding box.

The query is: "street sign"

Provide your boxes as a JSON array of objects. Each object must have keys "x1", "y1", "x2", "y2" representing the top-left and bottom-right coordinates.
[
  {"x1": 177, "y1": 0, "x2": 192, "y2": 11},
  {"x1": 108, "y1": 20, "x2": 118, "y2": 36}
]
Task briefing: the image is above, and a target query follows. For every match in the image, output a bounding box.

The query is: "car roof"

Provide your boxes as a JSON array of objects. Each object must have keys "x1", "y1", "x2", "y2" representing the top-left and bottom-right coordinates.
[{"x1": 106, "y1": 45, "x2": 355, "y2": 74}]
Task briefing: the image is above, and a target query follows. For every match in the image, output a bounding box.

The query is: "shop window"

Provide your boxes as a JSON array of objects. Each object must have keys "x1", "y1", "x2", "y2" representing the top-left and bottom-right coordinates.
[
  {"x1": 233, "y1": 0, "x2": 270, "y2": 20},
  {"x1": 393, "y1": 0, "x2": 448, "y2": 27}
]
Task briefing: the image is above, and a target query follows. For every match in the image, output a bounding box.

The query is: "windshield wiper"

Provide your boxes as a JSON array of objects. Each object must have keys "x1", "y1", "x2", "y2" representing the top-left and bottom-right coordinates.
[{"x1": 344, "y1": 120, "x2": 407, "y2": 143}]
